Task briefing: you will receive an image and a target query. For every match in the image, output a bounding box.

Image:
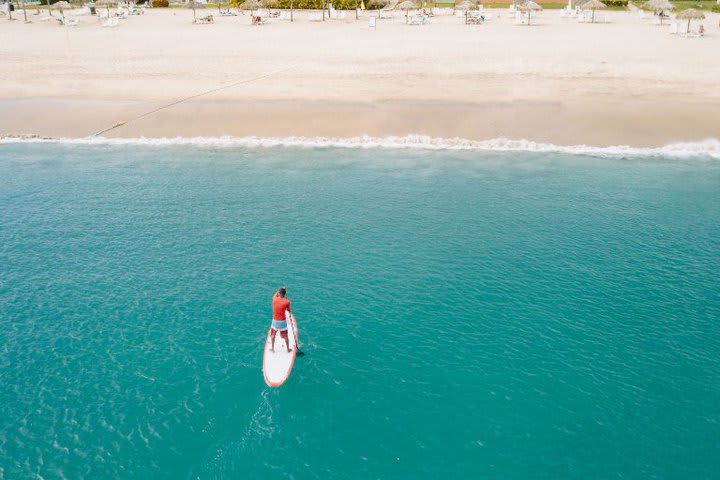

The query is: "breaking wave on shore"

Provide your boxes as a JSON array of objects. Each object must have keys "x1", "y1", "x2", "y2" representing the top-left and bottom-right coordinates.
[{"x1": 3, "y1": 134, "x2": 720, "y2": 159}]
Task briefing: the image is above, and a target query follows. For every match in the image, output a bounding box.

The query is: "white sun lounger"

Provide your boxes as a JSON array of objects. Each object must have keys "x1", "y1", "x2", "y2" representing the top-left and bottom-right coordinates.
[{"x1": 103, "y1": 16, "x2": 119, "y2": 27}]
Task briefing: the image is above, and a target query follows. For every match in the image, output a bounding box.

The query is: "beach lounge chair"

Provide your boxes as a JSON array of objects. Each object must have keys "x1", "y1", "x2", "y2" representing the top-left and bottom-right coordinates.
[
  {"x1": 308, "y1": 12, "x2": 322, "y2": 21},
  {"x1": 61, "y1": 16, "x2": 80, "y2": 25},
  {"x1": 407, "y1": 15, "x2": 427, "y2": 25},
  {"x1": 103, "y1": 16, "x2": 119, "y2": 27},
  {"x1": 194, "y1": 14, "x2": 213, "y2": 24},
  {"x1": 464, "y1": 11, "x2": 482, "y2": 24},
  {"x1": 219, "y1": 9, "x2": 236, "y2": 16}
]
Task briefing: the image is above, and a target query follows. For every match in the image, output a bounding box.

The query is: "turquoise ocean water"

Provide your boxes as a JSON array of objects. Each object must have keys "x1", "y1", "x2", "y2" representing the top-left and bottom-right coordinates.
[{"x1": 1, "y1": 142, "x2": 719, "y2": 479}]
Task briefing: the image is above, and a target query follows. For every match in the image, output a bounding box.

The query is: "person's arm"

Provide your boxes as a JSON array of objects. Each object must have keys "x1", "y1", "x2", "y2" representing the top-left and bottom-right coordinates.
[{"x1": 286, "y1": 300, "x2": 291, "y2": 313}]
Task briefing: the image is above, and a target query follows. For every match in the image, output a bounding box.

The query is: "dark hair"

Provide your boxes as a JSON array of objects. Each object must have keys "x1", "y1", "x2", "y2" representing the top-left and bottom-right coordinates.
[{"x1": 278, "y1": 287, "x2": 287, "y2": 297}]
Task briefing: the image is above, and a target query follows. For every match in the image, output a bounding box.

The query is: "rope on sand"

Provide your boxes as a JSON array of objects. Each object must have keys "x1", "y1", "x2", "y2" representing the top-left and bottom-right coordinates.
[{"x1": 92, "y1": 65, "x2": 296, "y2": 137}]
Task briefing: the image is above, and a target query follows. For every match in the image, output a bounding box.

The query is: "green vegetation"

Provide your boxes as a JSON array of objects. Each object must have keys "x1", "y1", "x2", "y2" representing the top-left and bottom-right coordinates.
[
  {"x1": 670, "y1": 0, "x2": 718, "y2": 11},
  {"x1": 636, "y1": 0, "x2": 718, "y2": 11},
  {"x1": 482, "y1": 1, "x2": 627, "y2": 8},
  {"x1": 481, "y1": 2, "x2": 562, "y2": 8},
  {"x1": 22, "y1": 0, "x2": 718, "y2": 14}
]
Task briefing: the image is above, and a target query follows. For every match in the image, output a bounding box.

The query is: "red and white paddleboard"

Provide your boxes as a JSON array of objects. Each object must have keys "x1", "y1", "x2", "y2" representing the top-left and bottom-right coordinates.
[{"x1": 262, "y1": 311, "x2": 299, "y2": 388}]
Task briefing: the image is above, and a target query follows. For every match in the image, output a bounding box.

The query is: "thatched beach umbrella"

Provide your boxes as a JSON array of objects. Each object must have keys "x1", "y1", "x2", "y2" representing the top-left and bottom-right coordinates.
[
  {"x1": 367, "y1": 0, "x2": 388, "y2": 6},
  {"x1": 260, "y1": 0, "x2": 276, "y2": 12},
  {"x1": 580, "y1": 0, "x2": 605, "y2": 23},
  {"x1": 239, "y1": 0, "x2": 261, "y2": 16},
  {"x1": 95, "y1": 0, "x2": 118, "y2": 17},
  {"x1": 185, "y1": 0, "x2": 204, "y2": 19},
  {"x1": 395, "y1": 0, "x2": 417, "y2": 21},
  {"x1": 519, "y1": 1, "x2": 541, "y2": 10},
  {"x1": 643, "y1": 0, "x2": 674, "y2": 25},
  {"x1": 51, "y1": 1, "x2": 74, "y2": 18},
  {"x1": 518, "y1": 0, "x2": 541, "y2": 25},
  {"x1": 456, "y1": 0, "x2": 475, "y2": 10},
  {"x1": 260, "y1": 0, "x2": 279, "y2": 18},
  {"x1": 643, "y1": 0, "x2": 674, "y2": 11},
  {"x1": 676, "y1": 8, "x2": 704, "y2": 33}
]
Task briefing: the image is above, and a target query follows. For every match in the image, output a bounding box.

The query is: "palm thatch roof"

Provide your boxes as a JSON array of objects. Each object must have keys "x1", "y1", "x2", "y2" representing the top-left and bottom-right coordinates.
[
  {"x1": 51, "y1": 1, "x2": 74, "y2": 9},
  {"x1": 239, "y1": 0, "x2": 262, "y2": 9},
  {"x1": 676, "y1": 8, "x2": 704, "y2": 19},
  {"x1": 518, "y1": 0, "x2": 541, "y2": 11},
  {"x1": 395, "y1": 0, "x2": 418, "y2": 8},
  {"x1": 580, "y1": 0, "x2": 606, "y2": 9},
  {"x1": 643, "y1": 0, "x2": 674, "y2": 10}
]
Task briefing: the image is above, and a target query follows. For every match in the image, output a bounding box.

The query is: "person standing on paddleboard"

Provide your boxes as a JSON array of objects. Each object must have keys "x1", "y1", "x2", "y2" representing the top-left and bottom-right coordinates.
[{"x1": 271, "y1": 287, "x2": 292, "y2": 353}]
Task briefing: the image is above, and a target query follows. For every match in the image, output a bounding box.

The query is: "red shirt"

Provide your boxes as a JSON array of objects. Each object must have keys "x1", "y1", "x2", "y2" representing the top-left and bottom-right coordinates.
[{"x1": 272, "y1": 293, "x2": 291, "y2": 320}]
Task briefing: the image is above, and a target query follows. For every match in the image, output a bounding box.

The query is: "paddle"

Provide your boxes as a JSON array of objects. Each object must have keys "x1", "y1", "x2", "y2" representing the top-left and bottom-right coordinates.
[{"x1": 289, "y1": 311, "x2": 304, "y2": 357}]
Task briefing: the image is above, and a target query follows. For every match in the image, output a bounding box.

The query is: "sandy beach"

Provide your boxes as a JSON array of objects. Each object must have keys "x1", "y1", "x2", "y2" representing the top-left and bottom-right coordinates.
[{"x1": 1, "y1": 7, "x2": 719, "y2": 146}]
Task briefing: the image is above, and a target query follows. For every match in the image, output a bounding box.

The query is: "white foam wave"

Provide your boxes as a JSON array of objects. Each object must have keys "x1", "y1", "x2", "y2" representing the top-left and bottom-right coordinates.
[{"x1": 2, "y1": 134, "x2": 719, "y2": 159}]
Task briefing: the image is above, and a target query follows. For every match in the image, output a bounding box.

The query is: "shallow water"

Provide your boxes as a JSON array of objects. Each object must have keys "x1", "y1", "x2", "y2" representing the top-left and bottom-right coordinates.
[{"x1": 1, "y1": 144, "x2": 719, "y2": 479}]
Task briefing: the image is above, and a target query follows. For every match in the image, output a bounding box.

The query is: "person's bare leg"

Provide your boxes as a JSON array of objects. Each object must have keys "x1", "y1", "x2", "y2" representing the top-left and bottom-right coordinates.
[
  {"x1": 284, "y1": 332, "x2": 292, "y2": 353},
  {"x1": 271, "y1": 329, "x2": 277, "y2": 352}
]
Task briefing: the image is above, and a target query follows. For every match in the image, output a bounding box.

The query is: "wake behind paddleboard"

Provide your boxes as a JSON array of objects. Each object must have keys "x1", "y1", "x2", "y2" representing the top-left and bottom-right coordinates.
[{"x1": 262, "y1": 312, "x2": 299, "y2": 388}]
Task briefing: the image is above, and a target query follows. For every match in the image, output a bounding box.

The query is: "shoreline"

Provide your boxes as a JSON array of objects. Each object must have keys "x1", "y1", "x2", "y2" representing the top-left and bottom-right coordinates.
[
  {"x1": 2, "y1": 96, "x2": 720, "y2": 148},
  {"x1": 4, "y1": 131, "x2": 720, "y2": 160}
]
